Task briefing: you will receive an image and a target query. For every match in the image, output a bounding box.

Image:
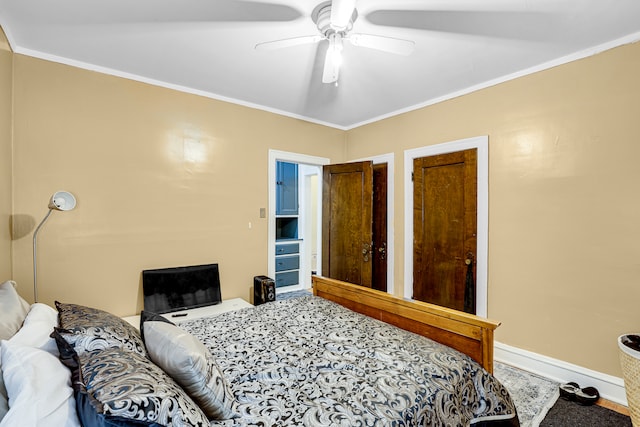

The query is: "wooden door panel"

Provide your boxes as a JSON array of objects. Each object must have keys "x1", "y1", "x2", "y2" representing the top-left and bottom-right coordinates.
[
  {"x1": 322, "y1": 162, "x2": 373, "y2": 287},
  {"x1": 372, "y1": 163, "x2": 388, "y2": 292},
  {"x1": 413, "y1": 149, "x2": 477, "y2": 313},
  {"x1": 415, "y1": 162, "x2": 465, "y2": 308}
]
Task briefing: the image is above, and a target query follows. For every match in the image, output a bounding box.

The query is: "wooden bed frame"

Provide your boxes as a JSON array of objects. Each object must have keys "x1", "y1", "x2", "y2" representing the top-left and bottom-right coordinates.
[{"x1": 312, "y1": 276, "x2": 500, "y2": 373}]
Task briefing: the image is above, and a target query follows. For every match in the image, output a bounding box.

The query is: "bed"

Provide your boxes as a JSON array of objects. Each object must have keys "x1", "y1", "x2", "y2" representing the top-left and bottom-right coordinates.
[
  {"x1": 0, "y1": 277, "x2": 519, "y2": 427},
  {"x1": 312, "y1": 276, "x2": 500, "y2": 374}
]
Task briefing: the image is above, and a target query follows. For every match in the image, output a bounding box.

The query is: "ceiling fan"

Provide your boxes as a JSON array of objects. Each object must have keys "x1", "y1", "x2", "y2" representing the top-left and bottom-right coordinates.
[{"x1": 255, "y1": 0, "x2": 415, "y2": 84}]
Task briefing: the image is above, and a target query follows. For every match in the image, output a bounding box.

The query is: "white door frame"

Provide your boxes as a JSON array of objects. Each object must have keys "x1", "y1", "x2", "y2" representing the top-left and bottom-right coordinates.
[
  {"x1": 268, "y1": 150, "x2": 330, "y2": 290},
  {"x1": 403, "y1": 136, "x2": 488, "y2": 317}
]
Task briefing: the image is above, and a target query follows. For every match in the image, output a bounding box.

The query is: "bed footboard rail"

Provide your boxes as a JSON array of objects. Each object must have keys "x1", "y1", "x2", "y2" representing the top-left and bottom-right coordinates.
[{"x1": 312, "y1": 276, "x2": 500, "y2": 373}]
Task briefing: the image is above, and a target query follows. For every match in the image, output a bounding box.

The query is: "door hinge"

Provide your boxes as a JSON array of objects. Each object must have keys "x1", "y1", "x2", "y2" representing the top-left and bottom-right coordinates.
[{"x1": 411, "y1": 172, "x2": 414, "y2": 182}]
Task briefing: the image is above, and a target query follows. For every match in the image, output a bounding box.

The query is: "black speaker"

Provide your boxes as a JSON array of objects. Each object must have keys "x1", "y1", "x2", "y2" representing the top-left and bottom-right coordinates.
[{"x1": 253, "y1": 275, "x2": 276, "y2": 305}]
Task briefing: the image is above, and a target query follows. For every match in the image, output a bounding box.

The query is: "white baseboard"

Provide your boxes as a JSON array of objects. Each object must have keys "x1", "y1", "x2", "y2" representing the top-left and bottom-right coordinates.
[{"x1": 495, "y1": 341, "x2": 628, "y2": 407}]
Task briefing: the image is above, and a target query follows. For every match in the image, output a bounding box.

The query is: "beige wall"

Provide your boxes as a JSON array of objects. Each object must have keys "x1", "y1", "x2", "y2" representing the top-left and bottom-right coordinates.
[
  {"x1": 10, "y1": 55, "x2": 345, "y2": 316},
  {"x1": 0, "y1": 28, "x2": 12, "y2": 280},
  {"x1": 346, "y1": 41, "x2": 640, "y2": 377}
]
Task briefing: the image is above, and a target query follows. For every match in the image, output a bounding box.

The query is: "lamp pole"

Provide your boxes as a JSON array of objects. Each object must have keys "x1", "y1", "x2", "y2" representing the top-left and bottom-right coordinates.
[
  {"x1": 32, "y1": 210, "x2": 53, "y2": 303},
  {"x1": 32, "y1": 191, "x2": 77, "y2": 303}
]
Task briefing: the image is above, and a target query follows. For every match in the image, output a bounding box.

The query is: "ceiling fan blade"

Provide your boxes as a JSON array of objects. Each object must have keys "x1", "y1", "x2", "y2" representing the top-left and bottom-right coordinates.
[
  {"x1": 42, "y1": 0, "x2": 302, "y2": 25},
  {"x1": 330, "y1": 0, "x2": 357, "y2": 30},
  {"x1": 348, "y1": 33, "x2": 415, "y2": 55},
  {"x1": 322, "y1": 52, "x2": 340, "y2": 84},
  {"x1": 303, "y1": 41, "x2": 340, "y2": 116},
  {"x1": 322, "y1": 35, "x2": 343, "y2": 84},
  {"x1": 255, "y1": 35, "x2": 322, "y2": 51},
  {"x1": 365, "y1": 10, "x2": 558, "y2": 41}
]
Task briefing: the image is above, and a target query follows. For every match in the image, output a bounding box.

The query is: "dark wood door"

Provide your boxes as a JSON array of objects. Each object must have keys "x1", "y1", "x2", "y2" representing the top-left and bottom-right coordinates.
[
  {"x1": 372, "y1": 163, "x2": 388, "y2": 292},
  {"x1": 322, "y1": 161, "x2": 373, "y2": 287},
  {"x1": 413, "y1": 149, "x2": 477, "y2": 313}
]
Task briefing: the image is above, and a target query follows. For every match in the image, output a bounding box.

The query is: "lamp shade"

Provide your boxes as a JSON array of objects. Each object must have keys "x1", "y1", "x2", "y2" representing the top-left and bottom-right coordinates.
[{"x1": 48, "y1": 191, "x2": 76, "y2": 211}]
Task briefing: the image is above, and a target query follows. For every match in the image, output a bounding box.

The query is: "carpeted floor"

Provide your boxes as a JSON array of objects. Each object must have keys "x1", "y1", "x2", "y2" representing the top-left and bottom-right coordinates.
[
  {"x1": 276, "y1": 289, "x2": 312, "y2": 300},
  {"x1": 540, "y1": 397, "x2": 632, "y2": 426}
]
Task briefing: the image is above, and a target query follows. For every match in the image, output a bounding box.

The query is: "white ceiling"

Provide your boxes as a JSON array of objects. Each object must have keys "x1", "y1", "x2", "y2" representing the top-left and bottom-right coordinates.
[{"x1": 1, "y1": 0, "x2": 640, "y2": 129}]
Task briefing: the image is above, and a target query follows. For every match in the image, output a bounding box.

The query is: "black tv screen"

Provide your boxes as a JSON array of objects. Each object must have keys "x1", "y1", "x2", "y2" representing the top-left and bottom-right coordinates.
[{"x1": 142, "y1": 263, "x2": 222, "y2": 314}]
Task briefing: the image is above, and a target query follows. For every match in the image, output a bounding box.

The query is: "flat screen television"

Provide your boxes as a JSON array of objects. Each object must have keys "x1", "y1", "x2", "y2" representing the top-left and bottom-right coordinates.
[{"x1": 142, "y1": 263, "x2": 222, "y2": 314}]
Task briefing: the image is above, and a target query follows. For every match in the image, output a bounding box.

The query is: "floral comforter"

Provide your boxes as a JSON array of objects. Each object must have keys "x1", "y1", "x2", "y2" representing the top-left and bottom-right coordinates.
[{"x1": 181, "y1": 296, "x2": 519, "y2": 426}]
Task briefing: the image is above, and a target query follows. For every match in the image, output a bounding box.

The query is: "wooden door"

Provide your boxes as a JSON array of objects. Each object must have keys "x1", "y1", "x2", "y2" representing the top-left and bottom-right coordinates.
[
  {"x1": 322, "y1": 161, "x2": 373, "y2": 287},
  {"x1": 413, "y1": 149, "x2": 477, "y2": 313},
  {"x1": 372, "y1": 163, "x2": 388, "y2": 292}
]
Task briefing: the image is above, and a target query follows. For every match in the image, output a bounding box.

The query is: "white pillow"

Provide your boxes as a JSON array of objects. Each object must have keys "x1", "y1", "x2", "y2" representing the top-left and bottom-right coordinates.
[
  {"x1": 0, "y1": 340, "x2": 81, "y2": 427},
  {"x1": 144, "y1": 320, "x2": 237, "y2": 420},
  {"x1": 0, "y1": 359, "x2": 8, "y2": 422},
  {"x1": 0, "y1": 281, "x2": 30, "y2": 340},
  {"x1": 9, "y1": 303, "x2": 59, "y2": 356}
]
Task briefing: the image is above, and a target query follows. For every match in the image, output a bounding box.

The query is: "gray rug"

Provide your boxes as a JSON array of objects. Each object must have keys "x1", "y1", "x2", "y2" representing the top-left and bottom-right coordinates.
[
  {"x1": 276, "y1": 289, "x2": 312, "y2": 300},
  {"x1": 494, "y1": 362, "x2": 560, "y2": 427}
]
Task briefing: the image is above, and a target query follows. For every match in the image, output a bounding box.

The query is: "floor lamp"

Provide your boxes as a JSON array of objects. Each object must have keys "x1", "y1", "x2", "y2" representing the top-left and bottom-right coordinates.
[{"x1": 33, "y1": 191, "x2": 77, "y2": 303}]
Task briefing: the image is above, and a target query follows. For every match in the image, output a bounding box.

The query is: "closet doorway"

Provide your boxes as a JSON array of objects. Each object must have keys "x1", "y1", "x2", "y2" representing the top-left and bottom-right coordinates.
[
  {"x1": 268, "y1": 150, "x2": 395, "y2": 296},
  {"x1": 321, "y1": 161, "x2": 389, "y2": 292},
  {"x1": 412, "y1": 148, "x2": 477, "y2": 313},
  {"x1": 268, "y1": 150, "x2": 329, "y2": 294},
  {"x1": 403, "y1": 136, "x2": 488, "y2": 317}
]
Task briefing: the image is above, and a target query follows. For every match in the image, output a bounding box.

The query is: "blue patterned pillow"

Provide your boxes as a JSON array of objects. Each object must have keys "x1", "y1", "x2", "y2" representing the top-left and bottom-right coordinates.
[
  {"x1": 55, "y1": 301, "x2": 147, "y2": 357},
  {"x1": 53, "y1": 330, "x2": 209, "y2": 427}
]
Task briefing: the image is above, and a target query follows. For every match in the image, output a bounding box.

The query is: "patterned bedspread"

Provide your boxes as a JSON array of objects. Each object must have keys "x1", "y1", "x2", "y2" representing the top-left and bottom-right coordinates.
[{"x1": 180, "y1": 296, "x2": 519, "y2": 427}]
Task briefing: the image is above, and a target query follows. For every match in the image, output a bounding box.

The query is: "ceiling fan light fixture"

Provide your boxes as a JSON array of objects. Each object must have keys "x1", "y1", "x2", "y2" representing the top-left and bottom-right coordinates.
[{"x1": 259, "y1": 1, "x2": 414, "y2": 85}]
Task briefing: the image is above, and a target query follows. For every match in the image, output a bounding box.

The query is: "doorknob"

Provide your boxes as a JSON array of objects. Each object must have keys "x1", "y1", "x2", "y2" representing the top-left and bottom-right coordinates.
[
  {"x1": 378, "y1": 242, "x2": 386, "y2": 260},
  {"x1": 362, "y1": 242, "x2": 372, "y2": 262},
  {"x1": 465, "y1": 252, "x2": 474, "y2": 265}
]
